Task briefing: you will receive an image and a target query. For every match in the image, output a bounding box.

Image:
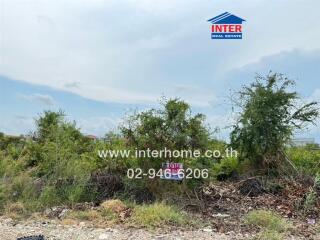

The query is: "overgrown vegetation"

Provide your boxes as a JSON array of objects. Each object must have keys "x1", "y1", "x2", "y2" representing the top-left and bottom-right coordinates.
[
  {"x1": 287, "y1": 144, "x2": 320, "y2": 175},
  {"x1": 231, "y1": 73, "x2": 319, "y2": 170},
  {"x1": 0, "y1": 73, "x2": 319, "y2": 233},
  {"x1": 121, "y1": 98, "x2": 215, "y2": 191},
  {"x1": 130, "y1": 202, "x2": 188, "y2": 228},
  {"x1": 245, "y1": 210, "x2": 292, "y2": 240}
]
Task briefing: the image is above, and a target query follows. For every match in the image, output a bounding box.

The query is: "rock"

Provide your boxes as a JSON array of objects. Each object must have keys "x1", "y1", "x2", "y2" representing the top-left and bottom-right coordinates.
[
  {"x1": 202, "y1": 228, "x2": 213, "y2": 232},
  {"x1": 79, "y1": 222, "x2": 86, "y2": 227},
  {"x1": 45, "y1": 206, "x2": 69, "y2": 219},
  {"x1": 99, "y1": 233, "x2": 110, "y2": 239},
  {"x1": 3, "y1": 218, "x2": 13, "y2": 224},
  {"x1": 73, "y1": 202, "x2": 95, "y2": 211},
  {"x1": 154, "y1": 234, "x2": 166, "y2": 239},
  {"x1": 212, "y1": 213, "x2": 230, "y2": 218},
  {"x1": 58, "y1": 209, "x2": 69, "y2": 219}
]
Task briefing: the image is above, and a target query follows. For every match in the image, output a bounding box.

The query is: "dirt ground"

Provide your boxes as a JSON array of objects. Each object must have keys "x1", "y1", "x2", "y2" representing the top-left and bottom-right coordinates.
[{"x1": 0, "y1": 217, "x2": 245, "y2": 240}]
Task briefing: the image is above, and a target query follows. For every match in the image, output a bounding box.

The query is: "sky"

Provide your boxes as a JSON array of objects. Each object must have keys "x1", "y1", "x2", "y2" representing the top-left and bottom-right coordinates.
[{"x1": 0, "y1": 0, "x2": 319, "y2": 142}]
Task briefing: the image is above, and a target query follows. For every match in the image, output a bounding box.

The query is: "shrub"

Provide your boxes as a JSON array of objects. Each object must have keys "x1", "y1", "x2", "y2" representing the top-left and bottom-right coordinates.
[
  {"x1": 120, "y1": 179, "x2": 156, "y2": 204},
  {"x1": 38, "y1": 186, "x2": 62, "y2": 207},
  {"x1": 314, "y1": 173, "x2": 320, "y2": 194},
  {"x1": 286, "y1": 146, "x2": 320, "y2": 175},
  {"x1": 231, "y1": 73, "x2": 319, "y2": 169},
  {"x1": 212, "y1": 156, "x2": 239, "y2": 179},
  {"x1": 245, "y1": 210, "x2": 290, "y2": 233},
  {"x1": 121, "y1": 99, "x2": 212, "y2": 194},
  {"x1": 303, "y1": 188, "x2": 317, "y2": 213},
  {"x1": 130, "y1": 202, "x2": 186, "y2": 228},
  {"x1": 88, "y1": 170, "x2": 124, "y2": 203}
]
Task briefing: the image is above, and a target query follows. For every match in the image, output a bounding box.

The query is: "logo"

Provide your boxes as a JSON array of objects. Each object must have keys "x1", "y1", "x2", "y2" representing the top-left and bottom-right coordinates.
[
  {"x1": 207, "y1": 12, "x2": 245, "y2": 39},
  {"x1": 161, "y1": 163, "x2": 183, "y2": 181}
]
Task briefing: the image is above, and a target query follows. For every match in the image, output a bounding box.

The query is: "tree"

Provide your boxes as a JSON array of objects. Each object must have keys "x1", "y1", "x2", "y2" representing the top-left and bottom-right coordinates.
[
  {"x1": 35, "y1": 110, "x2": 82, "y2": 143},
  {"x1": 121, "y1": 98, "x2": 210, "y2": 170},
  {"x1": 230, "y1": 73, "x2": 319, "y2": 169},
  {"x1": 28, "y1": 110, "x2": 95, "y2": 174}
]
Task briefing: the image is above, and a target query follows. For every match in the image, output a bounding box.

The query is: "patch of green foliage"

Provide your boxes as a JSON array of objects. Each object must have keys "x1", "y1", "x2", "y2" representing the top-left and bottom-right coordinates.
[
  {"x1": 286, "y1": 145, "x2": 320, "y2": 175},
  {"x1": 231, "y1": 73, "x2": 319, "y2": 169},
  {"x1": 303, "y1": 188, "x2": 317, "y2": 213},
  {"x1": 130, "y1": 202, "x2": 187, "y2": 228},
  {"x1": 67, "y1": 209, "x2": 102, "y2": 222},
  {"x1": 121, "y1": 98, "x2": 217, "y2": 192},
  {"x1": 246, "y1": 210, "x2": 290, "y2": 232},
  {"x1": 0, "y1": 100, "x2": 224, "y2": 213},
  {"x1": 121, "y1": 98, "x2": 211, "y2": 169},
  {"x1": 0, "y1": 73, "x2": 319, "y2": 218},
  {"x1": 0, "y1": 111, "x2": 102, "y2": 211},
  {"x1": 252, "y1": 229, "x2": 284, "y2": 240},
  {"x1": 211, "y1": 156, "x2": 239, "y2": 177}
]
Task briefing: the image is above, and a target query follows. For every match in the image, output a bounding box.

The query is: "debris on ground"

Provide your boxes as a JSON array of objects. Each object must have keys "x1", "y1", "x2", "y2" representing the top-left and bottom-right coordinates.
[
  {"x1": 16, "y1": 235, "x2": 44, "y2": 240},
  {"x1": 238, "y1": 178, "x2": 265, "y2": 197}
]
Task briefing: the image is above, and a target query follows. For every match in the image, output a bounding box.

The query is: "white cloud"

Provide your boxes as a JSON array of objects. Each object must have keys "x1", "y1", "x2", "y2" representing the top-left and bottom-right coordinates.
[
  {"x1": 76, "y1": 116, "x2": 121, "y2": 136},
  {"x1": 19, "y1": 93, "x2": 56, "y2": 106},
  {"x1": 0, "y1": 115, "x2": 34, "y2": 136},
  {"x1": 0, "y1": 0, "x2": 320, "y2": 106}
]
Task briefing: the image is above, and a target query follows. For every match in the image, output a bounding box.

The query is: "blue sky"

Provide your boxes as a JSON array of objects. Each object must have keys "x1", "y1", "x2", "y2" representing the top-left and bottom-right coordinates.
[{"x1": 0, "y1": 0, "x2": 319, "y2": 142}]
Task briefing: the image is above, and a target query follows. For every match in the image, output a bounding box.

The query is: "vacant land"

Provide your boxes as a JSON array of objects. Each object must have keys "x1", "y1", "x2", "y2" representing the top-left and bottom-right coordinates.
[{"x1": 1, "y1": 74, "x2": 319, "y2": 240}]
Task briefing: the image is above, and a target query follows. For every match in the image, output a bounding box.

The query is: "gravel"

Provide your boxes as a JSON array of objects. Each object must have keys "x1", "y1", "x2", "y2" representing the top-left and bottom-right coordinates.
[{"x1": 0, "y1": 218, "x2": 246, "y2": 240}]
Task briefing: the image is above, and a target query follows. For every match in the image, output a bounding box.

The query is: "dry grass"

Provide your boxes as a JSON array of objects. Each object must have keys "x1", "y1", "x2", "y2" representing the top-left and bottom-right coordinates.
[
  {"x1": 129, "y1": 202, "x2": 187, "y2": 228},
  {"x1": 100, "y1": 199, "x2": 127, "y2": 214},
  {"x1": 61, "y1": 218, "x2": 78, "y2": 226},
  {"x1": 4, "y1": 202, "x2": 28, "y2": 220},
  {"x1": 67, "y1": 209, "x2": 101, "y2": 221}
]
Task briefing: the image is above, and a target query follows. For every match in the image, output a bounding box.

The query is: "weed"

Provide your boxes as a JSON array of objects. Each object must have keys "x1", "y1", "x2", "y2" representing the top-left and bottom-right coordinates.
[
  {"x1": 245, "y1": 210, "x2": 291, "y2": 233},
  {"x1": 130, "y1": 202, "x2": 187, "y2": 228},
  {"x1": 314, "y1": 173, "x2": 320, "y2": 189},
  {"x1": 253, "y1": 229, "x2": 284, "y2": 240},
  {"x1": 303, "y1": 188, "x2": 317, "y2": 213},
  {"x1": 67, "y1": 210, "x2": 100, "y2": 221},
  {"x1": 4, "y1": 202, "x2": 28, "y2": 220}
]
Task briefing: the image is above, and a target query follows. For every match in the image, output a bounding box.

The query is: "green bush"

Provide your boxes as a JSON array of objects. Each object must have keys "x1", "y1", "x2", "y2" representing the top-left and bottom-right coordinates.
[
  {"x1": 303, "y1": 188, "x2": 317, "y2": 213},
  {"x1": 130, "y1": 202, "x2": 187, "y2": 228},
  {"x1": 287, "y1": 146, "x2": 320, "y2": 175},
  {"x1": 314, "y1": 173, "x2": 320, "y2": 193},
  {"x1": 212, "y1": 156, "x2": 239, "y2": 177},
  {"x1": 253, "y1": 230, "x2": 284, "y2": 240},
  {"x1": 119, "y1": 99, "x2": 221, "y2": 195},
  {"x1": 39, "y1": 186, "x2": 62, "y2": 207},
  {"x1": 246, "y1": 210, "x2": 291, "y2": 233},
  {"x1": 231, "y1": 74, "x2": 319, "y2": 169}
]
